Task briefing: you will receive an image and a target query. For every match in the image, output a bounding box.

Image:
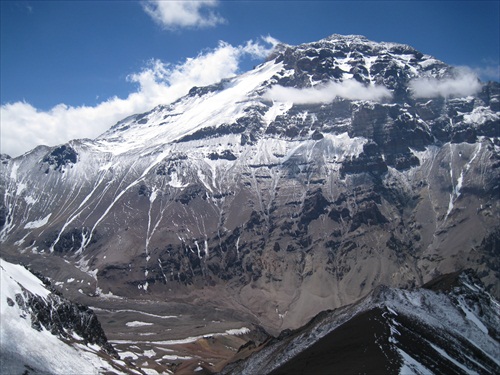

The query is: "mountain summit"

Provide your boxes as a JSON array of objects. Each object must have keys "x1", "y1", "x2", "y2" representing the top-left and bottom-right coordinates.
[{"x1": 1, "y1": 34, "x2": 499, "y2": 338}]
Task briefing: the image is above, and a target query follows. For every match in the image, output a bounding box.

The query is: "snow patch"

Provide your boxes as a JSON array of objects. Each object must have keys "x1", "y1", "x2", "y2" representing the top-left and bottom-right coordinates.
[
  {"x1": 0, "y1": 258, "x2": 115, "y2": 374},
  {"x1": 24, "y1": 195, "x2": 37, "y2": 205},
  {"x1": 162, "y1": 354, "x2": 193, "y2": 361},
  {"x1": 1, "y1": 258, "x2": 50, "y2": 299},
  {"x1": 429, "y1": 343, "x2": 479, "y2": 375},
  {"x1": 24, "y1": 213, "x2": 52, "y2": 229},
  {"x1": 126, "y1": 321, "x2": 154, "y2": 328},
  {"x1": 119, "y1": 351, "x2": 139, "y2": 360},
  {"x1": 263, "y1": 101, "x2": 293, "y2": 125},
  {"x1": 457, "y1": 298, "x2": 488, "y2": 334},
  {"x1": 168, "y1": 171, "x2": 187, "y2": 188},
  {"x1": 111, "y1": 326, "x2": 250, "y2": 346},
  {"x1": 96, "y1": 60, "x2": 284, "y2": 155},
  {"x1": 143, "y1": 349, "x2": 157, "y2": 358},
  {"x1": 398, "y1": 348, "x2": 433, "y2": 375},
  {"x1": 463, "y1": 106, "x2": 499, "y2": 125},
  {"x1": 225, "y1": 327, "x2": 250, "y2": 335}
]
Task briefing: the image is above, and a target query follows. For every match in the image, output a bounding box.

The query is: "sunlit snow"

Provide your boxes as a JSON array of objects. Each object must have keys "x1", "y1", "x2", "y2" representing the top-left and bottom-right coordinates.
[
  {"x1": 24, "y1": 213, "x2": 52, "y2": 229},
  {"x1": 0, "y1": 258, "x2": 118, "y2": 374}
]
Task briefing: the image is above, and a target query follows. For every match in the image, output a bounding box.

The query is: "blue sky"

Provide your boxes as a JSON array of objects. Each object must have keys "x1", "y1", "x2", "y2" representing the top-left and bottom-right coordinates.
[{"x1": 1, "y1": 0, "x2": 499, "y2": 157}]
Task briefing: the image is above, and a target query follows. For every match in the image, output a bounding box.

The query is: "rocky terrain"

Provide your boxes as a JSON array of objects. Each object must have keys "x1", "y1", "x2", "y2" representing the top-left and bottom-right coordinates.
[
  {"x1": 1, "y1": 34, "x2": 499, "y2": 373},
  {"x1": 2, "y1": 256, "x2": 498, "y2": 374},
  {"x1": 1, "y1": 258, "x2": 123, "y2": 374},
  {"x1": 222, "y1": 270, "x2": 500, "y2": 374},
  {"x1": 0, "y1": 257, "x2": 269, "y2": 374}
]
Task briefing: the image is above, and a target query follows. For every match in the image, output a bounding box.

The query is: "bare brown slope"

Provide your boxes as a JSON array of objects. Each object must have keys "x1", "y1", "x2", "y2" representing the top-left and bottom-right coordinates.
[{"x1": 268, "y1": 308, "x2": 400, "y2": 375}]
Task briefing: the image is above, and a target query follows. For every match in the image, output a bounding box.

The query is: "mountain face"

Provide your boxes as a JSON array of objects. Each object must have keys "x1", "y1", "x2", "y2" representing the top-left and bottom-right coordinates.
[
  {"x1": 221, "y1": 270, "x2": 500, "y2": 375},
  {"x1": 1, "y1": 34, "x2": 499, "y2": 336},
  {"x1": 0, "y1": 258, "x2": 128, "y2": 374}
]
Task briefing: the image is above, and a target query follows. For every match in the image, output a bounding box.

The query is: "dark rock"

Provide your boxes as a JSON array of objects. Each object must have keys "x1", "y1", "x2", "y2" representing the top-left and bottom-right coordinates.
[
  {"x1": 311, "y1": 130, "x2": 324, "y2": 140},
  {"x1": 451, "y1": 127, "x2": 477, "y2": 143},
  {"x1": 0, "y1": 203, "x2": 7, "y2": 228},
  {"x1": 341, "y1": 149, "x2": 388, "y2": 176},
  {"x1": 176, "y1": 112, "x2": 262, "y2": 143},
  {"x1": 246, "y1": 211, "x2": 264, "y2": 230},
  {"x1": 10, "y1": 268, "x2": 117, "y2": 358},
  {"x1": 138, "y1": 183, "x2": 151, "y2": 197},
  {"x1": 237, "y1": 340, "x2": 256, "y2": 353},
  {"x1": 188, "y1": 80, "x2": 227, "y2": 97},
  {"x1": 176, "y1": 185, "x2": 204, "y2": 205},
  {"x1": 350, "y1": 104, "x2": 389, "y2": 139},
  {"x1": 328, "y1": 207, "x2": 350, "y2": 223},
  {"x1": 350, "y1": 202, "x2": 388, "y2": 231},
  {"x1": 208, "y1": 150, "x2": 237, "y2": 161},
  {"x1": 384, "y1": 153, "x2": 420, "y2": 170},
  {"x1": 299, "y1": 189, "x2": 330, "y2": 228},
  {"x1": 43, "y1": 227, "x2": 97, "y2": 253},
  {"x1": 42, "y1": 145, "x2": 78, "y2": 172},
  {"x1": 156, "y1": 164, "x2": 168, "y2": 175},
  {"x1": 0, "y1": 154, "x2": 11, "y2": 165}
]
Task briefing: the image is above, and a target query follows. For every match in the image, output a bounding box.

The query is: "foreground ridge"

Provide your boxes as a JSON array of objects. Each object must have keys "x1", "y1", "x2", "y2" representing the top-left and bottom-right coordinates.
[
  {"x1": 0, "y1": 258, "x2": 131, "y2": 374},
  {"x1": 222, "y1": 270, "x2": 500, "y2": 375}
]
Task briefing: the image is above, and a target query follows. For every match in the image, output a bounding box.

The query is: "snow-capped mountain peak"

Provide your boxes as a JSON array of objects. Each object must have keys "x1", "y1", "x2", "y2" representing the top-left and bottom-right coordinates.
[
  {"x1": 0, "y1": 36, "x2": 499, "y2": 372},
  {"x1": 88, "y1": 34, "x2": 458, "y2": 156}
]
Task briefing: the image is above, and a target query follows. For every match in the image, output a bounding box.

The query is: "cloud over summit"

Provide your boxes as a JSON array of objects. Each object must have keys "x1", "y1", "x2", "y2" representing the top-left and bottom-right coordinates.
[
  {"x1": 263, "y1": 80, "x2": 392, "y2": 104},
  {"x1": 409, "y1": 69, "x2": 482, "y2": 98}
]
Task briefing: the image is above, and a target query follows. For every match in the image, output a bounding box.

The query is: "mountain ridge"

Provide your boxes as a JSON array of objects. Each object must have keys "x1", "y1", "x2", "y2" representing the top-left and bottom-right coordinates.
[
  {"x1": 221, "y1": 269, "x2": 500, "y2": 375},
  {"x1": 1, "y1": 34, "x2": 499, "y2": 338}
]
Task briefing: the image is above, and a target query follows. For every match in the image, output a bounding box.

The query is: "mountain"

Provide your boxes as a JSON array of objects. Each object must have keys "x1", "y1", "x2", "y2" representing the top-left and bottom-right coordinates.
[
  {"x1": 0, "y1": 33, "x2": 499, "y2": 362},
  {"x1": 0, "y1": 257, "x2": 129, "y2": 374},
  {"x1": 221, "y1": 270, "x2": 500, "y2": 374}
]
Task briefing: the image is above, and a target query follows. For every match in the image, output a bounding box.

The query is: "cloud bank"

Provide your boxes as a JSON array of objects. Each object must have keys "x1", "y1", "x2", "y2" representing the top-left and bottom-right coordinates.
[
  {"x1": 263, "y1": 80, "x2": 392, "y2": 104},
  {"x1": 409, "y1": 69, "x2": 482, "y2": 98},
  {"x1": 142, "y1": 0, "x2": 225, "y2": 29},
  {"x1": 0, "y1": 38, "x2": 278, "y2": 157}
]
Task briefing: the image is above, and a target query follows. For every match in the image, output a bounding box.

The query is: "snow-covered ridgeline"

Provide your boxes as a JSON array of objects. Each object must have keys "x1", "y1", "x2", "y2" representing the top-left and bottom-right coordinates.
[
  {"x1": 1, "y1": 122, "x2": 368, "y2": 256},
  {"x1": 0, "y1": 258, "x2": 122, "y2": 374},
  {"x1": 229, "y1": 282, "x2": 500, "y2": 375},
  {"x1": 95, "y1": 60, "x2": 285, "y2": 155},
  {"x1": 1, "y1": 258, "x2": 50, "y2": 299},
  {"x1": 384, "y1": 288, "x2": 500, "y2": 372}
]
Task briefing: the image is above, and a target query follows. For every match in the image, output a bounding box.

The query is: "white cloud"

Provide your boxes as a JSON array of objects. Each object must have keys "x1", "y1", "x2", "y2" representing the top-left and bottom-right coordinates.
[
  {"x1": 0, "y1": 37, "x2": 278, "y2": 157},
  {"x1": 263, "y1": 80, "x2": 392, "y2": 104},
  {"x1": 241, "y1": 36, "x2": 281, "y2": 59},
  {"x1": 409, "y1": 69, "x2": 482, "y2": 98},
  {"x1": 142, "y1": 0, "x2": 225, "y2": 29},
  {"x1": 472, "y1": 64, "x2": 500, "y2": 82},
  {"x1": 1, "y1": 100, "x2": 143, "y2": 158}
]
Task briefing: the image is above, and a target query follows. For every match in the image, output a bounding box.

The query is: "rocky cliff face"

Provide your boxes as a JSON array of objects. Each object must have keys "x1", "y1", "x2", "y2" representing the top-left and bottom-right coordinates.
[
  {"x1": 11, "y1": 270, "x2": 117, "y2": 357},
  {"x1": 1, "y1": 34, "x2": 499, "y2": 333}
]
